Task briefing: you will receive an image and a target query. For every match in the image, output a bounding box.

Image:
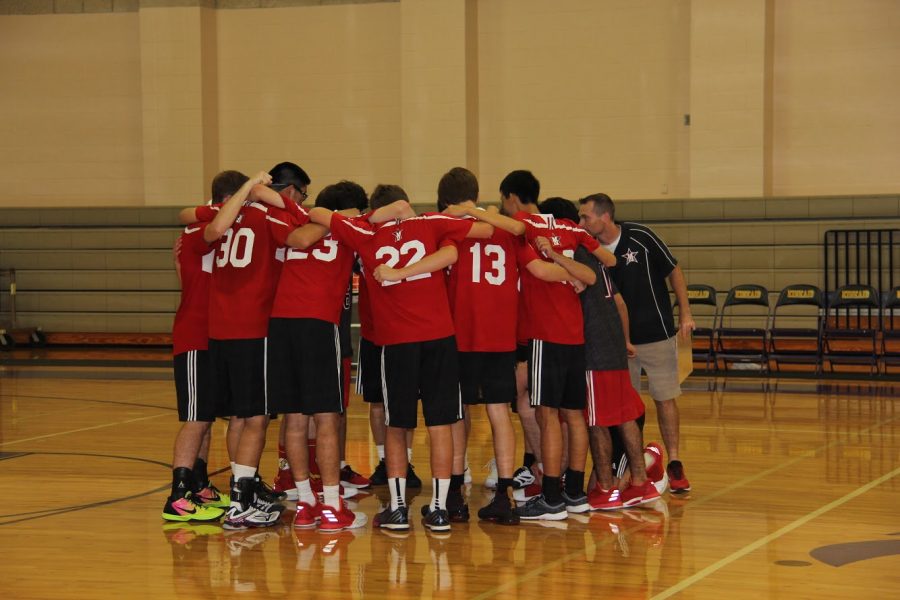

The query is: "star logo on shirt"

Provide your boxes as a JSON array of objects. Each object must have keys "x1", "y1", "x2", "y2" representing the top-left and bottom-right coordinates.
[
  {"x1": 551, "y1": 235, "x2": 561, "y2": 247},
  {"x1": 623, "y1": 248, "x2": 639, "y2": 265},
  {"x1": 393, "y1": 229, "x2": 403, "y2": 242}
]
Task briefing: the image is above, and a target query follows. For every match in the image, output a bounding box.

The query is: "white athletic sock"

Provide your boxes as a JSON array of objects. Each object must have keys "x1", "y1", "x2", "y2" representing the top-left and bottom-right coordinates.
[
  {"x1": 389, "y1": 477, "x2": 407, "y2": 511},
  {"x1": 233, "y1": 463, "x2": 256, "y2": 481},
  {"x1": 230, "y1": 462, "x2": 237, "y2": 476},
  {"x1": 323, "y1": 485, "x2": 341, "y2": 508},
  {"x1": 340, "y1": 460, "x2": 348, "y2": 470},
  {"x1": 377, "y1": 445, "x2": 385, "y2": 461},
  {"x1": 430, "y1": 478, "x2": 451, "y2": 512},
  {"x1": 407, "y1": 448, "x2": 413, "y2": 462},
  {"x1": 295, "y1": 479, "x2": 316, "y2": 506}
]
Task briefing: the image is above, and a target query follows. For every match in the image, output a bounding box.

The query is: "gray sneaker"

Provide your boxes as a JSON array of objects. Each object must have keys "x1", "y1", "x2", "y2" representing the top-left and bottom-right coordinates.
[
  {"x1": 513, "y1": 495, "x2": 567, "y2": 521},
  {"x1": 561, "y1": 490, "x2": 590, "y2": 514}
]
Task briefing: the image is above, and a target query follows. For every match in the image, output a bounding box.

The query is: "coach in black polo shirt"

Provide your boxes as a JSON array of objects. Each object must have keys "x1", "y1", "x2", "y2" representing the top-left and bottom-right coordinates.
[{"x1": 577, "y1": 193, "x2": 694, "y2": 494}]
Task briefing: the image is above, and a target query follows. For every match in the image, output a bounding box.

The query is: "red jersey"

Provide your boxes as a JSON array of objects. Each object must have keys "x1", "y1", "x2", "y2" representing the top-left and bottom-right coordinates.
[
  {"x1": 448, "y1": 227, "x2": 540, "y2": 352},
  {"x1": 172, "y1": 223, "x2": 215, "y2": 355},
  {"x1": 270, "y1": 205, "x2": 355, "y2": 324},
  {"x1": 329, "y1": 213, "x2": 473, "y2": 346},
  {"x1": 515, "y1": 212, "x2": 601, "y2": 345},
  {"x1": 208, "y1": 202, "x2": 289, "y2": 340}
]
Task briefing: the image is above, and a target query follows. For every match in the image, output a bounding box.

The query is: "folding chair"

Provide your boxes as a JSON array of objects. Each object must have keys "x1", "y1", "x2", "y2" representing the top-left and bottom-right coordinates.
[
  {"x1": 768, "y1": 284, "x2": 824, "y2": 374},
  {"x1": 881, "y1": 286, "x2": 900, "y2": 373},
  {"x1": 682, "y1": 284, "x2": 718, "y2": 371},
  {"x1": 715, "y1": 284, "x2": 770, "y2": 373},
  {"x1": 823, "y1": 284, "x2": 879, "y2": 375}
]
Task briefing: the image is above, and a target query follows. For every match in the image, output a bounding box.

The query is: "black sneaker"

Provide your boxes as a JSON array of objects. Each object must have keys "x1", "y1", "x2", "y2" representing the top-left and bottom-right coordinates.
[
  {"x1": 561, "y1": 490, "x2": 590, "y2": 514},
  {"x1": 255, "y1": 474, "x2": 287, "y2": 503},
  {"x1": 511, "y1": 465, "x2": 535, "y2": 488},
  {"x1": 374, "y1": 505, "x2": 410, "y2": 531},
  {"x1": 514, "y1": 495, "x2": 567, "y2": 521},
  {"x1": 477, "y1": 494, "x2": 520, "y2": 526},
  {"x1": 406, "y1": 464, "x2": 423, "y2": 489},
  {"x1": 446, "y1": 490, "x2": 470, "y2": 523},
  {"x1": 421, "y1": 506, "x2": 451, "y2": 532},
  {"x1": 369, "y1": 459, "x2": 388, "y2": 486}
]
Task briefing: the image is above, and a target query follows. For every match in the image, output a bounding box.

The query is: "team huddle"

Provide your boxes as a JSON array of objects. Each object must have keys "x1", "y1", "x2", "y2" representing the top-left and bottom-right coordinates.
[{"x1": 162, "y1": 163, "x2": 695, "y2": 533}]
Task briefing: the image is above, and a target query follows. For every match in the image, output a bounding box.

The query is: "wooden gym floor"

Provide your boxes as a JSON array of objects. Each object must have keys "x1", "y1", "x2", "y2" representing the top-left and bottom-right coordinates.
[{"x1": 1, "y1": 352, "x2": 898, "y2": 599}]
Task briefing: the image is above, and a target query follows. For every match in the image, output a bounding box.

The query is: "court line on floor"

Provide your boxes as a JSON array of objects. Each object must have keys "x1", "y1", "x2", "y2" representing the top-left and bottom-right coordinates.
[
  {"x1": 0, "y1": 412, "x2": 170, "y2": 447},
  {"x1": 649, "y1": 464, "x2": 900, "y2": 600},
  {"x1": 471, "y1": 411, "x2": 899, "y2": 599},
  {"x1": 0, "y1": 392, "x2": 177, "y2": 412}
]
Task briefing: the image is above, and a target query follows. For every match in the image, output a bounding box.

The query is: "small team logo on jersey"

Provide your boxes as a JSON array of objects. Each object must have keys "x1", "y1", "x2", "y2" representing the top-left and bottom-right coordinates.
[
  {"x1": 393, "y1": 229, "x2": 403, "y2": 242},
  {"x1": 551, "y1": 235, "x2": 561, "y2": 247},
  {"x1": 236, "y1": 214, "x2": 243, "y2": 224},
  {"x1": 623, "y1": 248, "x2": 639, "y2": 265}
]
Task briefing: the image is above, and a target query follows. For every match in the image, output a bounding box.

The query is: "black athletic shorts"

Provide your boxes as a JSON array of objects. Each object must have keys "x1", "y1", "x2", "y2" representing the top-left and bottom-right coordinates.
[
  {"x1": 516, "y1": 342, "x2": 529, "y2": 363},
  {"x1": 355, "y1": 337, "x2": 385, "y2": 404},
  {"x1": 459, "y1": 351, "x2": 516, "y2": 406},
  {"x1": 266, "y1": 318, "x2": 344, "y2": 415},
  {"x1": 209, "y1": 337, "x2": 267, "y2": 418},
  {"x1": 611, "y1": 412, "x2": 646, "y2": 478},
  {"x1": 527, "y1": 339, "x2": 586, "y2": 410},
  {"x1": 381, "y1": 335, "x2": 462, "y2": 429},
  {"x1": 173, "y1": 349, "x2": 218, "y2": 422}
]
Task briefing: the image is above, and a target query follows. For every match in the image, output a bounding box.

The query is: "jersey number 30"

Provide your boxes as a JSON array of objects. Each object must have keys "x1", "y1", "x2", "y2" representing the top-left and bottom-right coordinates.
[{"x1": 216, "y1": 228, "x2": 255, "y2": 269}]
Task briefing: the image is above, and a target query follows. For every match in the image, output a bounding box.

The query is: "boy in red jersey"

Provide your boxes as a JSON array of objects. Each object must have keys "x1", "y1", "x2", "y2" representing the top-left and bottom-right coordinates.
[
  {"x1": 308, "y1": 190, "x2": 492, "y2": 532},
  {"x1": 435, "y1": 168, "x2": 596, "y2": 526},
  {"x1": 262, "y1": 181, "x2": 369, "y2": 532},
  {"x1": 163, "y1": 170, "x2": 270, "y2": 523},
  {"x1": 464, "y1": 170, "x2": 615, "y2": 520}
]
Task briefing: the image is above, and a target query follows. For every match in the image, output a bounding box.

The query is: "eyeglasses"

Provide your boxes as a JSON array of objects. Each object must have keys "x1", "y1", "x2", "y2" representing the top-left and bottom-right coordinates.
[{"x1": 269, "y1": 183, "x2": 309, "y2": 200}]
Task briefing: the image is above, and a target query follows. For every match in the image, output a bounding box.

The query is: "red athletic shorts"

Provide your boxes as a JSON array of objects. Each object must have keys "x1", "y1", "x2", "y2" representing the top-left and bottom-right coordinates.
[{"x1": 584, "y1": 369, "x2": 645, "y2": 427}]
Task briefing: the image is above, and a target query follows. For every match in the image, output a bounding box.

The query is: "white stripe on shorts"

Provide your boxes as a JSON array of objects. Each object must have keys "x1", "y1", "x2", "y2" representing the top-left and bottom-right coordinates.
[
  {"x1": 263, "y1": 337, "x2": 269, "y2": 414},
  {"x1": 585, "y1": 371, "x2": 594, "y2": 427},
  {"x1": 530, "y1": 341, "x2": 542, "y2": 407},
  {"x1": 355, "y1": 342, "x2": 364, "y2": 395},
  {"x1": 187, "y1": 350, "x2": 196, "y2": 421},
  {"x1": 334, "y1": 325, "x2": 344, "y2": 414},
  {"x1": 380, "y1": 346, "x2": 390, "y2": 426}
]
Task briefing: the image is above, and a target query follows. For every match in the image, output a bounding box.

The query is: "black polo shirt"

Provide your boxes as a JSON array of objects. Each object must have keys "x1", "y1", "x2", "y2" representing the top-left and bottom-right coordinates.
[{"x1": 605, "y1": 222, "x2": 678, "y2": 345}]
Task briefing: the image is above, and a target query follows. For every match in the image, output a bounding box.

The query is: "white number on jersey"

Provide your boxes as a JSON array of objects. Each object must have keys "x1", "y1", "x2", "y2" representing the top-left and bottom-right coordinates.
[
  {"x1": 216, "y1": 228, "x2": 255, "y2": 269},
  {"x1": 285, "y1": 239, "x2": 339, "y2": 263},
  {"x1": 375, "y1": 240, "x2": 430, "y2": 287},
  {"x1": 468, "y1": 242, "x2": 506, "y2": 286}
]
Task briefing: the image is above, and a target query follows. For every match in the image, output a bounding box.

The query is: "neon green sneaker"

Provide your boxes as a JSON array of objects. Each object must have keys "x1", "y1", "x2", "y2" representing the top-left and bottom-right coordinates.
[
  {"x1": 162, "y1": 494, "x2": 225, "y2": 522},
  {"x1": 194, "y1": 484, "x2": 230, "y2": 509}
]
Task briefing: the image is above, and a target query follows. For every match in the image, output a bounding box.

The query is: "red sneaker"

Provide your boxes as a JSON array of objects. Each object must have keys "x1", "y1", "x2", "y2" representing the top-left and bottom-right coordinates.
[
  {"x1": 588, "y1": 486, "x2": 623, "y2": 511},
  {"x1": 274, "y1": 465, "x2": 298, "y2": 501},
  {"x1": 666, "y1": 460, "x2": 691, "y2": 493},
  {"x1": 340, "y1": 465, "x2": 371, "y2": 489},
  {"x1": 318, "y1": 499, "x2": 368, "y2": 532},
  {"x1": 620, "y1": 479, "x2": 661, "y2": 507},
  {"x1": 293, "y1": 502, "x2": 321, "y2": 529},
  {"x1": 644, "y1": 443, "x2": 669, "y2": 495}
]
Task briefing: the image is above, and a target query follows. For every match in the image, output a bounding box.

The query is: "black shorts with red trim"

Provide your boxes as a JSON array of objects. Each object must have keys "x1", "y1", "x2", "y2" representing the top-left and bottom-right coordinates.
[
  {"x1": 266, "y1": 317, "x2": 344, "y2": 416},
  {"x1": 527, "y1": 339, "x2": 586, "y2": 411},
  {"x1": 173, "y1": 349, "x2": 218, "y2": 422},
  {"x1": 209, "y1": 337, "x2": 267, "y2": 418},
  {"x1": 381, "y1": 335, "x2": 462, "y2": 429},
  {"x1": 459, "y1": 351, "x2": 516, "y2": 406}
]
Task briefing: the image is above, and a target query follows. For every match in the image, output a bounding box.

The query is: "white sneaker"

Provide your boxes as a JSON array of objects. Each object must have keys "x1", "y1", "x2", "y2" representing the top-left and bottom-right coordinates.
[{"x1": 483, "y1": 458, "x2": 498, "y2": 490}]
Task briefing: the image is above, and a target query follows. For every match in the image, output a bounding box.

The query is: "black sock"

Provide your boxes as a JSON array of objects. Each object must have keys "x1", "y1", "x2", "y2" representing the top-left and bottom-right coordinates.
[
  {"x1": 192, "y1": 458, "x2": 209, "y2": 490},
  {"x1": 542, "y1": 475, "x2": 562, "y2": 505},
  {"x1": 450, "y1": 473, "x2": 465, "y2": 493},
  {"x1": 171, "y1": 467, "x2": 193, "y2": 500},
  {"x1": 496, "y1": 478, "x2": 513, "y2": 497},
  {"x1": 564, "y1": 468, "x2": 585, "y2": 496},
  {"x1": 523, "y1": 453, "x2": 536, "y2": 469}
]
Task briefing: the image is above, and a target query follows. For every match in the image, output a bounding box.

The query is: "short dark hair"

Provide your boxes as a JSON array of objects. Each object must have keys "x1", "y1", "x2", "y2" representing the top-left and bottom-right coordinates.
[
  {"x1": 369, "y1": 184, "x2": 409, "y2": 210},
  {"x1": 210, "y1": 170, "x2": 249, "y2": 204},
  {"x1": 437, "y1": 167, "x2": 479, "y2": 211},
  {"x1": 499, "y1": 170, "x2": 540, "y2": 205},
  {"x1": 315, "y1": 180, "x2": 368, "y2": 212},
  {"x1": 579, "y1": 193, "x2": 615, "y2": 220},
  {"x1": 539, "y1": 197, "x2": 579, "y2": 223},
  {"x1": 268, "y1": 161, "x2": 311, "y2": 192}
]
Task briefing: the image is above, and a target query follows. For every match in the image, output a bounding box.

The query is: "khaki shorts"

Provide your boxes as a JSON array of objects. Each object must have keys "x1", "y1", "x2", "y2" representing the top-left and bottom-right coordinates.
[{"x1": 628, "y1": 336, "x2": 682, "y2": 402}]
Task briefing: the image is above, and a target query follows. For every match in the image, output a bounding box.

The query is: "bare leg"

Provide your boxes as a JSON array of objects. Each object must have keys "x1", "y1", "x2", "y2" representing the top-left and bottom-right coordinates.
[
  {"x1": 561, "y1": 408, "x2": 587, "y2": 473},
  {"x1": 451, "y1": 418, "x2": 467, "y2": 475},
  {"x1": 197, "y1": 425, "x2": 212, "y2": 462},
  {"x1": 386, "y1": 426, "x2": 409, "y2": 478},
  {"x1": 588, "y1": 425, "x2": 615, "y2": 490},
  {"x1": 515, "y1": 361, "x2": 542, "y2": 464},
  {"x1": 427, "y1": 424, "x2": 453, "y2": 480},
  {"x1": 173, "y1": 421, "x2": 211, "y2": 469},
  {"x1": 619, "y1": 420, "x2": 648, "y2": 485},
  {"x1": 655, "y1": 399, "x2": 680, "y2": 461},
  {"x1": 370, "y1": 403, "x2": 386, "y2": 446},
  {"x1": 537, "y1": 406, "x2": 562, "y2": 477},
  {"x1": 485, "y1": 403, "x2": 515, "y2": 479},
  {"x1": 226, "y1": 417, "x2": 244, "y2": 464},
  {"x1": 234, "y1": 415, "x2": 269, "y2": 470},
  {"x1": 314, "y1": 413, "x2": 341, "y2": 487},
  {"x1": 284, "y1": 413, "x2": 310, "y2": 482}
]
